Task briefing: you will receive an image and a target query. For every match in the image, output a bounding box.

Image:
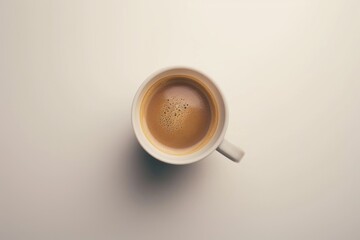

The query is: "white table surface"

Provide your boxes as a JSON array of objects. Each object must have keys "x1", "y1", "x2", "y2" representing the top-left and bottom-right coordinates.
[{"x1": 1, "y1": 0, "x2": 360, "y2": 239}]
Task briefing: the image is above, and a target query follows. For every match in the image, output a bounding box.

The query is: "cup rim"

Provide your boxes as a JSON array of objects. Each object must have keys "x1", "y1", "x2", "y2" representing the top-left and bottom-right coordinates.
[{"x1": 131, "y1": 66, "x2": 228, "y2": 165}]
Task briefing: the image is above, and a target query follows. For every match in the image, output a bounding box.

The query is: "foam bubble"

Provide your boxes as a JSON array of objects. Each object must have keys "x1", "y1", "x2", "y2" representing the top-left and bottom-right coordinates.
[{"x1": 159, "y1": 97, "x2": 190, "y2": 133}]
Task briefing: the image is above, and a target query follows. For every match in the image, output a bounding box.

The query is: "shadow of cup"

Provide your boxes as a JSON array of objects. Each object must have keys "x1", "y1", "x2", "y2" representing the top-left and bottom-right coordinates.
[{"x1": 124, "y1": 136, "x2": 205, "y2": 205}]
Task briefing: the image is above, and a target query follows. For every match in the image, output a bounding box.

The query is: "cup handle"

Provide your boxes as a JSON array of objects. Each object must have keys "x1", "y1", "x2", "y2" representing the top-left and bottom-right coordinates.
[{"x1": 216, "y1": 139, "x2": 245, "y2": 163}]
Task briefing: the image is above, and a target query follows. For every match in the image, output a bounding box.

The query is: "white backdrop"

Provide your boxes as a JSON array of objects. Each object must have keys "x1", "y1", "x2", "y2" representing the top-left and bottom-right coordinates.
[{"x1": 1, "y1": 0, "x2": 359, "y2": 239}]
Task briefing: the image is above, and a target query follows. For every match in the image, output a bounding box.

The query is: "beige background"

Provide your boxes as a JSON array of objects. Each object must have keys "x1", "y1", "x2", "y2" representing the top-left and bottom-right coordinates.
[{"x1": 1, "y1": 0, "x2": 360, "y2": 239}]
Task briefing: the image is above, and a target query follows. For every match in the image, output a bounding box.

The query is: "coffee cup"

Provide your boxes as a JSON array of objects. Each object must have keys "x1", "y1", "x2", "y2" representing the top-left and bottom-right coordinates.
[{"x1": 132, "y1": 67, "x2": 244, "y2": 165}]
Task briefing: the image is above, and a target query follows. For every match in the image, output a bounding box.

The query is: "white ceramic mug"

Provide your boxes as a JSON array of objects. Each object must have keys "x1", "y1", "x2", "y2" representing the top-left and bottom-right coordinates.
[{"x1": 132, "y1": 67, "x2": 245, "y2": 165}]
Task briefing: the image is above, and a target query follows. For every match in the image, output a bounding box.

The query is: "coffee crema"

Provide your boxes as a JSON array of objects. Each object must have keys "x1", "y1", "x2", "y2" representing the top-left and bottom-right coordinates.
[{"x1": 140, "y1": 76, "x2": 218, "y2": 155}]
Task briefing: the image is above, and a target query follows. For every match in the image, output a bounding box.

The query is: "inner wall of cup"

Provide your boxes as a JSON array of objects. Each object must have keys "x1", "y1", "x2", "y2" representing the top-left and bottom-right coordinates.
[{"x1": 136, "y1": 68, "x2": 227, "y2": 163}]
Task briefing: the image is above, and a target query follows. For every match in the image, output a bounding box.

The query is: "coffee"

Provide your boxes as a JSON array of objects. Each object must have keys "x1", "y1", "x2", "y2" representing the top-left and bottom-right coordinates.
[{"x1": 140, "y1": 76, "x2": 218, "y2": 155}]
